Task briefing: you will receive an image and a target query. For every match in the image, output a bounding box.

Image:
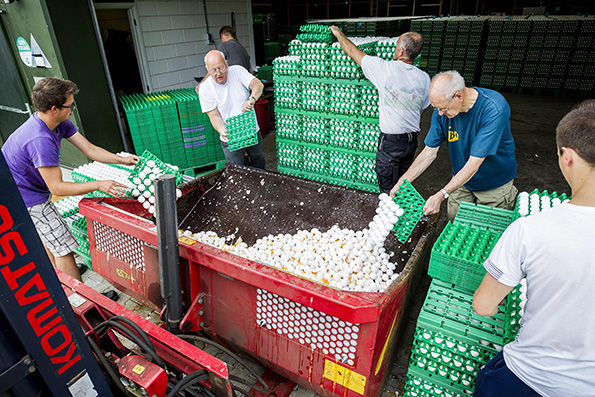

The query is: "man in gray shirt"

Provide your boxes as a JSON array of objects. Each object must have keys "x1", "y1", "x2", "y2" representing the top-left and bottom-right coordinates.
[{"x1": 219, "y1": 26, "x2": 251, "y2": 71}]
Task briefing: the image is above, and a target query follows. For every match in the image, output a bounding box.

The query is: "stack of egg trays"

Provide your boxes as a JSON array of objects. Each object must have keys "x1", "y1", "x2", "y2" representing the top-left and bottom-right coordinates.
[
  {"x1": 511, "y1": 188, "x2": 569, "y2": 221},
  {"x1": 392, "y1": 180, "x2": 426, "y2": 244},
  {"x1": 71, "y1": 161, "x2": 133, "y2": 198},
  {"x1": 275, "y1": 112, "x2": 302, "y2": 141},
  {"x1": 429, "y1": 222, "x2": 502, "y2": 291},
  {"x1": 503, "y1": 283, "x2": 524, "y2": 343},
  {"x1": 128, "y1": 150, "x2": 184, "y2": 185},
  {"x1": 404, "y1": 279, "x2": 506, "y2": 397},
  {"x1": 225, "y1": 109, "x2": 258, "y2": 152},
  {"x1": 296, "y1": 23, "x2": 337, "y2": 44},
  {"x1": 272, "y1": 55, "x2": 302, "y2": 76},
  {"x1": 276, "y1": 141, "x2": 303, "y2": 171},
  {"x1": 257, "y1": 65, "x2": 273, "y2": 80},
  {"x1": 70, "y1": 214, "x2": 91, "y2": 259},
  {"x1": 55, "y1": 195, "x2": 86, "y2": 218}
]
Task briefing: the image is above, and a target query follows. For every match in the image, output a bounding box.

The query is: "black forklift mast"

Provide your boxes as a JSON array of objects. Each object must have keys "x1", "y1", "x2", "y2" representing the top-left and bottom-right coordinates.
[{"x1": 0, "y1": 152, "x2": 112, "y2": 396}]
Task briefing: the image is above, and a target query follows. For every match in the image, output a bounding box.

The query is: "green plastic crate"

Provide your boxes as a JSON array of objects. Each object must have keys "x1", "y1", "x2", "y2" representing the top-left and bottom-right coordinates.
[
  {"x1": 226, "y1": 109, "x2": 258, "y2": 151},
  {"x1": 392, "y1": 180, "x2": 426, "y2": 244}
]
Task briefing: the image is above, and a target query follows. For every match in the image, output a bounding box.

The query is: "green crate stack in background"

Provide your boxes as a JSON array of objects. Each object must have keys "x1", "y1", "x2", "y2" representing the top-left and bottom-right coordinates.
[
  {"x1": 121, "y1": 88, "x2": 225, "y2": 174},
  {"x1": 145, "y1": 93, "x2": 188, "y2": 168},
  {"x1": 409, "y1": 14, "x2": 593, "y2": 95},
  {"x1": 274, "y1": 22, "x2": 428, "y2": 192}
]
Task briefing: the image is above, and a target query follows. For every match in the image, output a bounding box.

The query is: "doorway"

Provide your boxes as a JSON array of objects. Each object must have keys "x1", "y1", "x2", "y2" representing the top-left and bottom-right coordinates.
[{"x1": 94, "y1": 6, "x2": 144, "y2": 96}]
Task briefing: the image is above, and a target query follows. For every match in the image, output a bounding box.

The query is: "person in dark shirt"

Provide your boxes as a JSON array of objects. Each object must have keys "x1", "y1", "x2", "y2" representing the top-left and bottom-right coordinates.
[{"x1": 218, "y1": 26, "x2": 251, "y2": 71}]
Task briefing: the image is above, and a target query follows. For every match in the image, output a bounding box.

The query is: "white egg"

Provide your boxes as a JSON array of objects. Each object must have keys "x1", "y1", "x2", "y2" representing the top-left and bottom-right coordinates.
[
  {"x1": 176, "y1": 189, "x2": 182, "y2": 198},
  {"x1": 138, "y1": 196, "x2": 146, "y2": 203},
  {"x1": 142, "y1": 201, "x2": 150, "y2": 209}
]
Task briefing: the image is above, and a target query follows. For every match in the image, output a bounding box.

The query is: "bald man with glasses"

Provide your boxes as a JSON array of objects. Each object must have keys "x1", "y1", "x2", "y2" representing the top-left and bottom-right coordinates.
[
  {"x1": 197, "y1": 50, "x2": 265, "y2": 169},
  {"x1": 390, "y1": 70, "x2": 518, "y2": 220}
]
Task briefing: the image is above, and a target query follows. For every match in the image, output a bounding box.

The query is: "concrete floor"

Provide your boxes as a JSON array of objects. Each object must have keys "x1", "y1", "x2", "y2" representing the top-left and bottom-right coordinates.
[{"x1": 81, "y1": 90, "x2": 587, "y2": 396}]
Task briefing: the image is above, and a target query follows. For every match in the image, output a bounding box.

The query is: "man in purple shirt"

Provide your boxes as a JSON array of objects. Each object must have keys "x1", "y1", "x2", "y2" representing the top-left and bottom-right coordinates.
[{"x1": 2, "y1": 77, "x2": 138, "y2": 282}]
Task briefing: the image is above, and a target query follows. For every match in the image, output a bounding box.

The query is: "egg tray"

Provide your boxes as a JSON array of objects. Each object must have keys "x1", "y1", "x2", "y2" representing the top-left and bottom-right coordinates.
[
  {"x1": 128, "y1": 150, "x2": 184, "y2": 185},
  {"x1": 428, "y1": 223, "x2": 502, "y2": 291},
  {"x1": 418, "y1": 279, "x2": 506, "y2": 348},
  {"x1": 503, "y1": 284, "x2": 524, "y2": 343},
  {"x1": 512, "y1": 188, "x2": 570, "y2": 221},
  {"x1": 296, "y1": 24, "x2": 337, "y2": 44},
  {"x1": 225, "y1": 109, "x2": 259, "y2": 152},
  {"x1": 391, "y1": 179, "x2": 426, "y2": 244},
  {"x1": 454, "y1": 201, "x2": 514, "y2": 233},
  {"x1": 69, "y1": 217, "x2": 90, "y2": 258},
  {"x1": 413, "y1": 327, "x2": 496, "y2": 366},
  {"x1": 404, "y1": 362, "x2": 472, "y2": 397},
  {"x1": 409, "y1": 352, "x2": 479, "y2": 393}
]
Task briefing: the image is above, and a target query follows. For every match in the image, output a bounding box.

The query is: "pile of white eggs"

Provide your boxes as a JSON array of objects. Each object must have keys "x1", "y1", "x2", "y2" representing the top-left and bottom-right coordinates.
[
  {"x1": 179, "y1": 193, "x2": 405, "y2": 292},
  {"x1": 517, "y1": 191, "x2": 568, "y2": 217},
  {"x1": 130, "y1": 160, "x2": 182, "y2": 215}
]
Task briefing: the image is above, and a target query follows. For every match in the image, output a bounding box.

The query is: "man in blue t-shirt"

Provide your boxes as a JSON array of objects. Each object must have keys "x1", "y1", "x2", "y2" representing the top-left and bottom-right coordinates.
[{"x1": 390, "y1": 70, "x2": 518, "y2": 220}]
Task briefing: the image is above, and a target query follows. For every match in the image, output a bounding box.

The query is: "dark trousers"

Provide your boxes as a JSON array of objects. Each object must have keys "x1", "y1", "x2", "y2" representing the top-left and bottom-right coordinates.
[
  {"x1": 220, "y1": 131, "x2": 266, "y2": 169},
  {"x1": 375, "y1": 132, "x2": 418, "y2": 194},
  {"x1": 474, "y1": 351, "x2": 540, "y2": 397}
]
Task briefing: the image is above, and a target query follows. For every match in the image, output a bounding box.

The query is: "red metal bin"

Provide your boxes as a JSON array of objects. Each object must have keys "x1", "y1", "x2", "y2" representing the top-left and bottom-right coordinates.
[{"x1": 79, "y1": 166, "x2": 437, "y2": 396}]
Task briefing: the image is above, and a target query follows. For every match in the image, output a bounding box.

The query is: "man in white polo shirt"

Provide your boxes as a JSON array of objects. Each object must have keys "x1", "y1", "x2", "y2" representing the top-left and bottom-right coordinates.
[
  {"x1": 198, "y1": 50, "x2": 265, "y2": 169},
  {"x1": 330, "y1": 26, "x2": 431, "y2": 194}
]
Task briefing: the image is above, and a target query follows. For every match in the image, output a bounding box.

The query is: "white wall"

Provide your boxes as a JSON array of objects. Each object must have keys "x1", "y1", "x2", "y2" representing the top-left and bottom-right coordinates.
[{"x1": 134, "y1": 0, "x2": 254, "y2": 92}]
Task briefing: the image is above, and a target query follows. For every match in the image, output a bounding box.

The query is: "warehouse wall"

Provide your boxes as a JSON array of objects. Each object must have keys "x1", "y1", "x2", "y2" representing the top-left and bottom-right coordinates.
[{"x1": 134, "y1": 0, "x2": 255, "y2": 92}]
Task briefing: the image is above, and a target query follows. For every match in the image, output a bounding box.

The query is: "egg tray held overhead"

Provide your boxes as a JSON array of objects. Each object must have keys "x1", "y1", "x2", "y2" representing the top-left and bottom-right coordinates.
[{"x1": 176, "y1": 164, "x2": 429, "y2": 273}]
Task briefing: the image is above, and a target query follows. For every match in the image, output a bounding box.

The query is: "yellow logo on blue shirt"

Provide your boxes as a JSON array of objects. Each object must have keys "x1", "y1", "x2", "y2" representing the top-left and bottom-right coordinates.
[{"x1": 448, "y1": 126, "x2": 459, "y2": 142}]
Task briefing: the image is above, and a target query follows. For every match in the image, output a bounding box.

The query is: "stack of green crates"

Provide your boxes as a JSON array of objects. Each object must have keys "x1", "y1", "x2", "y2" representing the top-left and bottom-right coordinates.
[
  {"x1": 404, "y1": 279, "x2": 507, "y2": 397},
  {"x1": 410, "y1": 14, "x2": 593, "y2": 94},
  {"x1": 275, "y1": 23, "x2": 432, "y2": 192},
  {"x1": 257, "y1": 65, "x2": 273, "y2": 80},
  {"x1": 404, "y1": 202, "x2": 530, "y2": 396},
  {"x1": 121, "y1": 89, "x2": 225, "y2": 173},
  {"x1": 428, "y1": 202, "x2": 513, "y2": 291}
]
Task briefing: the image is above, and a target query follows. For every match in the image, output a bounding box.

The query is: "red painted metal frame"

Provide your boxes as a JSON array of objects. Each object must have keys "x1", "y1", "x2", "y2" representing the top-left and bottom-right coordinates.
[
  {"x1": 80, "y1": 197, "x2": 436, "y2": 397},
  {"x1": 58, "y1": 270, "x2": 233, "y2": 396}
]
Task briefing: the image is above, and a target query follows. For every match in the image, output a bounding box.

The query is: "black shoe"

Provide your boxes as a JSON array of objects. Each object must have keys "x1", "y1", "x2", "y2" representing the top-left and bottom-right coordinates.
[
  {"x1": 102, "y1": 290, "x2": 119, "y2": 301},
  {"x1": 77, "y1": 262, "x2": 88, "y2": 276}
]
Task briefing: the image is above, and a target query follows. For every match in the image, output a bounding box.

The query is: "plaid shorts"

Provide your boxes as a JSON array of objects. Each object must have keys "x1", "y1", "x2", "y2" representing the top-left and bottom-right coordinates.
[{"x1": 27, "y1": 197, "x2": 78, "y2": 257}]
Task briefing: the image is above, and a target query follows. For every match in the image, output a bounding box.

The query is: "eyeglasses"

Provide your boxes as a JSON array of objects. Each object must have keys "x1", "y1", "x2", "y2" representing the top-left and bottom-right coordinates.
[
  {"x1": 58, "y1": 103, "x2": 76, "y2": 110},
  {"x1": 433, "y1": 93, "x2": 457, "y2": 113},
  {"x1": 209, "y1": 66, "x2": 228, "y2": 75}
]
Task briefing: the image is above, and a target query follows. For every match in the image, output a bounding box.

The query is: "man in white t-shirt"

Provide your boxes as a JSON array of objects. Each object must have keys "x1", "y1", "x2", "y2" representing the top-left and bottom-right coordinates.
[
  {"x1": 330, "y1": 26, "x2": 430, "y2": 194},
  {"x1": 198, "y1": 50, "x2": 265, "y2": 169},
  {"x1": 473, "y1": 100, "x2": 595, "y2": 396}
]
